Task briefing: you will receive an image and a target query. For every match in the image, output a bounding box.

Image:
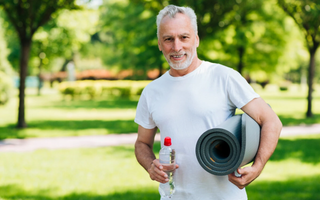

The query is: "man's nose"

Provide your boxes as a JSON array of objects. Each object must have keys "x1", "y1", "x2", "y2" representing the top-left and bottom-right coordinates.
[{"x1": 172, "y1": 39, "x2": 182, "y2": 52}]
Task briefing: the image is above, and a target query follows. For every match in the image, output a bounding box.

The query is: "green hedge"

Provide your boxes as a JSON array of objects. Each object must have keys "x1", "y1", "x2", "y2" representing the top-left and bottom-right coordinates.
[
  {"x1": 0, "y1": 71, "x2": 13, "y2": 105},
  {"x1": 59, "y1": 80, "x2": 151, "y2": 100}
]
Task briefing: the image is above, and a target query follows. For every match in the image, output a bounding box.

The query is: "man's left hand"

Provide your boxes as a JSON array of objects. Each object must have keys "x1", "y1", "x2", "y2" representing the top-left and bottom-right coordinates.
[{"x1": 228, "y1": 165, "x2": 262, "y2": 189}]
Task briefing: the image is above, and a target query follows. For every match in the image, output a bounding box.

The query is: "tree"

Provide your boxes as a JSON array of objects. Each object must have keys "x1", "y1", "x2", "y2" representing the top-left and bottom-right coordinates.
[
  {"x1": 278, "y1": 0, "x2": 320, "y2": 117},
  {"x1": 99, "y1": 0, "x2": 164, "y2": 79},
  {"x1": 0, "y1": 0, "x2": 78, "y2": 128},
  {"x1": 0, "y1": 11, "x2": 13, "y2": 105},
  {"x1": 200, "y1": 0, "x2": 288, "y2": 83},
  {"x1": 0, "y1": 10, "x2": 12, "y2": 75},
  {"x1": 99, "y1": 0, "x2": 236, "y2": 78},
  {"x1": 31, "y1": 9, "x2": 99, "y2": 94}
]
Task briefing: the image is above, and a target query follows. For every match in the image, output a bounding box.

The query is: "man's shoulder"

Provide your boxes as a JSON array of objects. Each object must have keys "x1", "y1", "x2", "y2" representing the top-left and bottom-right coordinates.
[
  {"x1": 201, "y1": 61, "x2": 236, "y2": 76},
  {"x1": 141, "y1": 72, "x2": 168, "y2": 93}
]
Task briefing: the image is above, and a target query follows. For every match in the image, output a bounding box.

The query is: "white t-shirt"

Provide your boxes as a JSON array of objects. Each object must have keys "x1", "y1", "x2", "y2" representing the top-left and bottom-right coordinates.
[{"x1": 135, "y1": 61, "x2": 260, "y2": 200}]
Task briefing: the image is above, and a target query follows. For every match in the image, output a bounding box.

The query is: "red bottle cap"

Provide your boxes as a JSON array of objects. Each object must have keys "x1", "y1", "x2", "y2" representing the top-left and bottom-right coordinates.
[{"x1": 164, "y1": 137, "x2": 172, "y2": 146}]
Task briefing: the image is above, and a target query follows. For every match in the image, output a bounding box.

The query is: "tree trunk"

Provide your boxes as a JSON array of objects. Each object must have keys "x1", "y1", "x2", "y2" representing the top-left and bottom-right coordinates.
[
  {"x1": 17, "y1": 39, "x2": 32, "y2": 128},
  {"x1": 306, "y1": 46, "x2": 318, "y2": 117},
  {"x1": 237, "y1": 46, "x2": 245, "y2": 75}
]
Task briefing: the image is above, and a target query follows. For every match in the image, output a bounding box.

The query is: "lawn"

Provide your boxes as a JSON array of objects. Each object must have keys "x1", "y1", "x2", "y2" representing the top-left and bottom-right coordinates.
[
  {"x1": 0, "y1": 87, "x2": 139, "y2": 139},
  {"x1": 0, "y1": 134, "x2": 319, "y2": 199},
  {"x1": 0, "y1": 83, "x2": 319, "y2": 139},
  {"x1": 256, "y1": 84, "x2": 320, "y2": 126},
  {"x1": 0, "y1": 84, "x2": 320, "y2": 199}
]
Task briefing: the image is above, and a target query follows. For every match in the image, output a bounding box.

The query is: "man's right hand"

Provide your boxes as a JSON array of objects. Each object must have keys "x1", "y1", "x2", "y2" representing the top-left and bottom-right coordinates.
[
  {"x1": 148, "y1": 159, "x2": 168, "y2": 183},
  {"x1": 148, "y1": 159, "x2": 179, "y2": 183}
]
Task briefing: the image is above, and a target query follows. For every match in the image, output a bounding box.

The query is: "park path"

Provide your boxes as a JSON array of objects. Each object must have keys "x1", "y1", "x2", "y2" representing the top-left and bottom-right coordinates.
[{"x1": 0, "y1": 124, "x2": 319, "y2": 152}]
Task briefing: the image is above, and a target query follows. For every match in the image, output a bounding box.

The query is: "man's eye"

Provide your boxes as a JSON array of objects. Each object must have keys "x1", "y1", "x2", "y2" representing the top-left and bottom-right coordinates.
[{"x1": 165, "y1": 38, "x2": 172, "y2": 41}]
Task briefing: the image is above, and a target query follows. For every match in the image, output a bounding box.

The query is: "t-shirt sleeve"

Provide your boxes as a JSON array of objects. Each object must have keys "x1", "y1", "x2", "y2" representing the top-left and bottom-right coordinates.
[
  {"x1": 134, "y1": 89, "x2": 157, "y2": 129},
  {"x1": 226, "y1": 69, "x2": 260, "y2": 109}
]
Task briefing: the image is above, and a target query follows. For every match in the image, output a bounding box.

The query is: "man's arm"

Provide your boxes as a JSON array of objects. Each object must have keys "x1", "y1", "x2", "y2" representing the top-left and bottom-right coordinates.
[
  {"x1": 228, "y1": 97, "x2": 282, "y2": 189},
  {"x1": 135, "y1": 125, "x2": 170, "y2": 183}
]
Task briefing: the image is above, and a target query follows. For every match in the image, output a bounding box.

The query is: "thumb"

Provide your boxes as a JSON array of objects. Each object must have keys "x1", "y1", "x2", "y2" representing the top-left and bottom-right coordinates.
[
  {"x1": 238, "y1": 167, "x2": 250, "y2": 175},
  {"x1": 153, "y1": 159, "x2": 163, "y2": 170}
]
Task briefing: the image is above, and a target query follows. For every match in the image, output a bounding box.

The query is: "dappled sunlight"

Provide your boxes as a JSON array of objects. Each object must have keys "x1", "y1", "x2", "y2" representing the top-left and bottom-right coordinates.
[
  {"x1": 248, "y1": 175, "x2": 320, "y2": 200},
  {"x1": 0, "y1": 184, "x2": 160, "y2": 200},
  {"x1": 0, "y1": 146, "x2": 159, "y2": 199},
  {"x1": 258, "y1": 159, "x2": 320, "y2": 182},
  {"x1": 245, "y1": 134, "x2": 320, "y2": 199},
  {"x1": 269, "y1": 136, "x2": 320, "y2": 164},
  {"x1": 0, "y1": 119, "x2": 138, "y2": 139},
  {"x1": 0, "y1": 135, "x2": 320, "y2": 199},
  {"x1": 246, "y1": 134, "x2": 320, "y2": 199},
  {"x1": 278, "y1": 114, "x2": 320, "y2": 126}
]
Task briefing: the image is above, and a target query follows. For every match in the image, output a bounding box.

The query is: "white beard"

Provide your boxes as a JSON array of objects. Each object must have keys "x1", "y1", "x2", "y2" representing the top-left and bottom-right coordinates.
[{"x1": 164, "y1": 46, "x2": 196, "y2": 71}]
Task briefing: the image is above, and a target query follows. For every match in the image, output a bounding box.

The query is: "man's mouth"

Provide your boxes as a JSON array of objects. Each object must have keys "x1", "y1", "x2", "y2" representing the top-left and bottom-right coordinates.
[
  {"x1": 170, "y1": 53, "x2": 186, "y2": 60},
  {"x1": 171, "y1": 54, "x2": 184, "y2": 58}
]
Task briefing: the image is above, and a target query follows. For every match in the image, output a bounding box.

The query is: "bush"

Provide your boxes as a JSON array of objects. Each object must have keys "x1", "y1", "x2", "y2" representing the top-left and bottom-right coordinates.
[
  {"x1": 279, "y1": 81, "x2": 291, "y2": 92},
  {"x1": 279, "y1": 86, "x2": 288, "y2": 91},
  {"x1": 0, "y1": 71, "x2": 13, "y2": 105},
  {"x1": 59, "y1": 80, "x2": 150, "y2": 100}
]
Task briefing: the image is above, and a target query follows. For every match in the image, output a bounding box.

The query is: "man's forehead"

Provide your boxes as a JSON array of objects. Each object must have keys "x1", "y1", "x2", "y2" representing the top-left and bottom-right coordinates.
[
  {"x1": 160, "y1": 12, "x2": 189, "y2": 24},
  {"x1": 159, "y1": 13, "x2": 193, "y2": 35}
]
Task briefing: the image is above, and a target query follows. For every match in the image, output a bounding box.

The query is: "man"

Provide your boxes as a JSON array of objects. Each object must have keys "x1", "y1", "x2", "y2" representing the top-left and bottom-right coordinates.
[{"x1": 134, "y1": 5, "x2": 282, "y2": 200}]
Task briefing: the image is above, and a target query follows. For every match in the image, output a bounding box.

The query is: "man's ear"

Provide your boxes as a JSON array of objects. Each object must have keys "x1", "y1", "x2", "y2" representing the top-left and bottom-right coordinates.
[
  {"x1": 196, "y1": 35, "x2": 200, "y2": 48},
  {"x1": 158, "y1": 40, "x2": 162, "y2": 51}
]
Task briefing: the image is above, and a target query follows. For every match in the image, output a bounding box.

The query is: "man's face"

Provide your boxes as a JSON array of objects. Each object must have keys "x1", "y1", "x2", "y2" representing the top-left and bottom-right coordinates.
[{"x1": 158, "y1": 13, "x2": 199, "y2": 70}]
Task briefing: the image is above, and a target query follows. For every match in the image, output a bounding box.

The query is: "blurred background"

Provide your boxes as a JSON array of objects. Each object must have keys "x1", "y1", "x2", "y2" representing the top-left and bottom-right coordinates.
[{"x1": 0, "y1": 0, "x2": 319, "y2": 199}]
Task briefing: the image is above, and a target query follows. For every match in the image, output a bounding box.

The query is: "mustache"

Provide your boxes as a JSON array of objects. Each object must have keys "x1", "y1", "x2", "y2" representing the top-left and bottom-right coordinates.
[{"x1": 170, "y1": 52, "x2": 187, "y2": 56}]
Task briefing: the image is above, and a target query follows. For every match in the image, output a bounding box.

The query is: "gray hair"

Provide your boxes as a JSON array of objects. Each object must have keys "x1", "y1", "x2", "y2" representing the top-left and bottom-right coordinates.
[{"x1": 156, "y1": 5, "x2": 198, "y2": 38}]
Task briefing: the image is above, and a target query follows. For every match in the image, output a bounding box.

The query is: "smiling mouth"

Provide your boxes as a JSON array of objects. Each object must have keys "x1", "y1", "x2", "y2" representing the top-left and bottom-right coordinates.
[{"x1": 171, "y1": 54, "x2": 186, "y2": 59}]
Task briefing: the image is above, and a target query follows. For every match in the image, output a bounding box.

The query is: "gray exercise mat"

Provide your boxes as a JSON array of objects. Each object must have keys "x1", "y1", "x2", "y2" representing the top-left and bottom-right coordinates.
[{"x1": 195, "y1": 113, "x2": 260, "y2": 176}]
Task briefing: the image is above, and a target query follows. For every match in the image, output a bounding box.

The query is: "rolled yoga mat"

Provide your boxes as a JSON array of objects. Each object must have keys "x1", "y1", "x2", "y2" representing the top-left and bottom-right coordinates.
[{"x1": 195, "y1": 113, "x2": 260, "y2": 176}]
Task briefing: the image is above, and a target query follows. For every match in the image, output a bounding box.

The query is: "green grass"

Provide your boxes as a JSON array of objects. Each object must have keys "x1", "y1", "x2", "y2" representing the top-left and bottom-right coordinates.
[
  {"x1": 0, "y1": 84, "x2": 319, "y2": 139},
  {"x1": 0, "y1": 84, "x2": 320, "y2": 199},
  {"x1": 0, "y1": 144, "x2": 161, "y2": 200},
  {"x1": 257, "y1": 84, "x2": 320, "y2": 126},
  {"x1": 247, "y1": 134, "x2": 320, "y2": 199},
  {"x1": 0, "y1": 134, "x2": 320, "y2": 200},
  {"x1": 0, "y1": 88, "x2": 139, "y2": 139}
]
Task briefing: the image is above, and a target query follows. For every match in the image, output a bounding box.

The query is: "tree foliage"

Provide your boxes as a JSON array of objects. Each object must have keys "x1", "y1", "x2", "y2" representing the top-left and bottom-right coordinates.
[
  {"x1": 99, "y1": 0, "x2": 163, "y2": 79},
  {"x1": 0, "y1": 0, "x2": 79, "y2": 128},
  {"x1": 99, "y1": 0, "x2": 297, "y2": 82},
  {"x1": 31, "y1": 9, "x2": 99, "y2": 72},
  {"x1": 278, "y1": 0, "x2": 320, "y2": 117},
  {"x1": 0, "y1": 10, "x2": 12, "y2": 74},
  {"x1": 98, "y1": 0, "x2": 237, "y2": 78},
  {"x1": 199, "y1": 0, "x2": 290, "y2": 82},
  {"x1": 1, "y1": 0, "x2": 318, "y2": 120},
  {"x1": 0, "y1": 11, "x2": 13, "y2": 105}
]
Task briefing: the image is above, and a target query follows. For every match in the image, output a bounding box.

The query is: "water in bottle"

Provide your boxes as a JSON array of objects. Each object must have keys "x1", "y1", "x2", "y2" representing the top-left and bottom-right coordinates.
[{"x1": 159, "y1": 137, "x2": 176, "y2": 198}]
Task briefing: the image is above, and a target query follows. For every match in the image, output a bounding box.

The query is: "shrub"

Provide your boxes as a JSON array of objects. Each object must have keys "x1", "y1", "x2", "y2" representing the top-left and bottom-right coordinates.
[
  {"x1": 0, "y1": 71, "x2": 13, "y2": 105},
  {"x1": 59, "y1": 80, "x2": 150, "y2": 100}
]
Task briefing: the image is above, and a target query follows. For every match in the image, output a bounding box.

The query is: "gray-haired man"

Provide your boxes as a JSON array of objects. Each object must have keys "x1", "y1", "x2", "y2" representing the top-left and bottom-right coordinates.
[{"x1": 134, "y1": 5, "x2": 282, "y2": 200}]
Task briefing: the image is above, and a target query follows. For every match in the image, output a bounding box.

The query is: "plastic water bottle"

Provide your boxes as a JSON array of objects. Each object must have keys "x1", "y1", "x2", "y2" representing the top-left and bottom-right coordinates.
[{"x1": 159, "y1": 137, "x2": 176, "y2": 198}]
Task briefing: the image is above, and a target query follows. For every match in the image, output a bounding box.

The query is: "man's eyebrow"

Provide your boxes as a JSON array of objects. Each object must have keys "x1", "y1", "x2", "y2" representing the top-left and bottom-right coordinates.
[
  {"x1": 180, "y1": 33, "x2": 191, "y2": 36},
  {"x1": 162, "y1": 35, "x2": 172, "y2": 39},
  {"x1": 162, "y1": 33, "x2": 191, "y2": 39}
]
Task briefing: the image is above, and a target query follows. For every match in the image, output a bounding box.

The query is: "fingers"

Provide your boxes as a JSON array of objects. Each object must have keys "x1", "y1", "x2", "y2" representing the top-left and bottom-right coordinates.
[
  {"x1": 228, "y1": 167, "x2": 258, "y2": 189},
  {"x1": 148, "y1": 159, "x2": 169, "y2": 183},
  {"x1": 228, "y1": 169, "x2": 247, "y2": 189}
]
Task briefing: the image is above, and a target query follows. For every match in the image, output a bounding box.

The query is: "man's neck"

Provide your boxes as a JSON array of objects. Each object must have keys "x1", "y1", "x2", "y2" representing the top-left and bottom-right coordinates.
[{"x1": 169, "y1": 58, "x2": 202, "y2": 77}]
